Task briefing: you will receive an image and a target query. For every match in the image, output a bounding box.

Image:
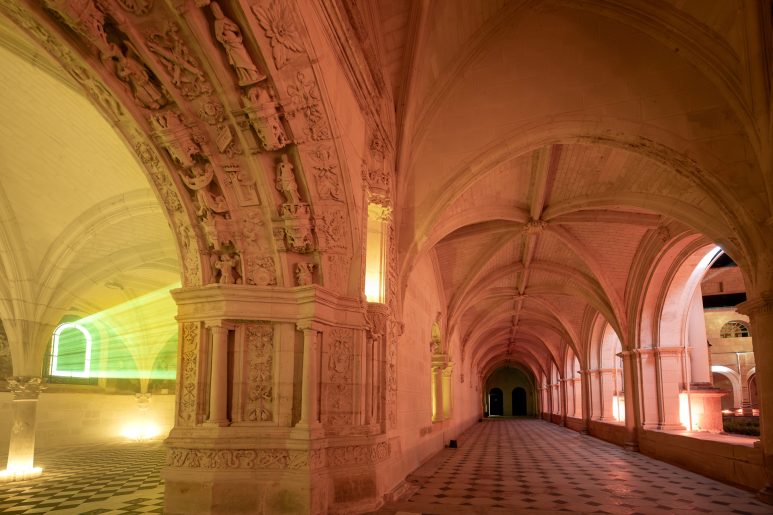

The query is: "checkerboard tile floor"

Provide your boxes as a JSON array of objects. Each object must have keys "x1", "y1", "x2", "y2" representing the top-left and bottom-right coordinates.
[
  {"x1": 374, "y1": 419, "x2": 772, "y2": 514},
  {"x1": 0, "y1": 441, "x2": 164, "y2": 514}
]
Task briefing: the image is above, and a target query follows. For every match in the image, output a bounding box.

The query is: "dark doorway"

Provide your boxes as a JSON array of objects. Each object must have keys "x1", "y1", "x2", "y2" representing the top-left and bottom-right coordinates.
[
  {"x1": 512, "y1": 387, "x2": 527, "y2": 416},
  {"x1": 489, "y1": 388, "x2": 503, "y2": 416}
]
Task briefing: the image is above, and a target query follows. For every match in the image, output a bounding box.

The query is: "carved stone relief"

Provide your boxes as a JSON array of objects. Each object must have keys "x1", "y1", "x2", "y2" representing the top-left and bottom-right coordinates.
[
  {"x1": 244, "y1": 324, "x2": 273, "y2": 422},
  {"x1": 241, "y1": 85, "x2": 289, "y2": 151},
  {"x1": 146, "y1": 22, "x2": 212, "y2": 99},
  {"x1": 325, "y1": 328, "x2": 354, "y2": 427},
  {"x1": 285, "y1": 71, "x2": 330, "y2": 142},
  {"x1": 167, "y1": 448, "x2": 314, "y2": 470},
  {"x1": 316, "y1": 207, "x2": 347, "y2": 251},
  {"x1": 251, "y1": 0, "x2": 304, "y2": 69},
  {"x1": 326, "y1": 442, "x2": 390, "y2": 466},
  {"x1": 310, "y1": 146, "x2": 342, "y2": 201},
  {"x1": 116, "y1": 0, "x2": 154, "y2": 16},
  {"x1": 209, "y1": 2, "x2": 265, "y2": 86},
  {"x1": 244, "y1": 255, "x2": 277, "y2": 286},
  {"x1": 274, "y1": 155, "x2": 315, "y2": 253},
  {"x1": 323, "y1": 254, "x2": 350, "y2": 294},
  {"x1": 210, "y1": 251, "x2": 241, "y2": 284},
  {"x1": 104, "y1": 43, "x2": 168, "y2": 110},
  {"x1": 178, "y1": 322, "x2": 200, "y2": 426},
  {"x1": 224, "y1": 166, "x2": 260, "y2": 206},
  {"x1": 295, "y1": 262, "x2": 314, "y2": 286}
]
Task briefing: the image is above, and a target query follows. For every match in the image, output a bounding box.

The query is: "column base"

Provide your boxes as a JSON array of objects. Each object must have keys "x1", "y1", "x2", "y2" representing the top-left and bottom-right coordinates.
[
  {"x1": 756, "y1": 484, "x2": 773, "y2": 505},
  {"x1": 203, "y1": 420, "x2": 231, "y2": 427},
  {"x1": 624, "y1": 441, "x2": 639, "y2": 452}
]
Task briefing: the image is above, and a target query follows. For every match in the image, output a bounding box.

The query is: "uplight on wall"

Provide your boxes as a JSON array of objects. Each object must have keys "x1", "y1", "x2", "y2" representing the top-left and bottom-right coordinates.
[{"x1": 365, "y1": 203, "x2": 389, "y2": 303}]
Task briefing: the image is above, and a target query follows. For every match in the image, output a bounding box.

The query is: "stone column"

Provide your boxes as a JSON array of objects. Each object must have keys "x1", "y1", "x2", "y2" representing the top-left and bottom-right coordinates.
[
  {"x1": 737, "y1": 294, "x2": 773, "y2": 502},
  {"x1": 560, "y1": 379, "x2": 568, "y2": 426},
  {"x1": 205, "y1": 323, "x2": 230, "y2": 426},
  {"x1": 599, "y1": 369, "x2": 617, "y2": 421},
  {"x1": 296, "y1": 323, "x2": 320, "y2": 428},
  {"x1": 580, "y1": 370, "x2": 591, "y2": 435},
  {"x1": 432, "y1": 365, "x2": 444, "y2": 422},
  {"x1": 620, "y1": 351, "x2": 639, "y2": 451},
  {"x1": 656, "y1": 347, "x2": 686, "y2": 430},
  {"x1": 3, "y1": 376, "x2": 44, "y2": 481}
]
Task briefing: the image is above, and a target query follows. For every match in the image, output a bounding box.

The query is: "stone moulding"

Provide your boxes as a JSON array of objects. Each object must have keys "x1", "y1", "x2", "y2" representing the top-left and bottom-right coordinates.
[
  {"x1": 165, "y1": 440, "x2": 391, "y2": 471},
  {"x1": 171, "y1": 283, "x2": 365, "y2": 327}
]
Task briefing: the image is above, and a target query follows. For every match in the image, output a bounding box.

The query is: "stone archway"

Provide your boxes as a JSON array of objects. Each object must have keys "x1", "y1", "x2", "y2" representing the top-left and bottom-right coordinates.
[
  {"x1": 512, "y1": 387, "x2": 527, "y2": 416},
  {"x1": 489, "y1": 387, "x2": 504, "y2": 416}
]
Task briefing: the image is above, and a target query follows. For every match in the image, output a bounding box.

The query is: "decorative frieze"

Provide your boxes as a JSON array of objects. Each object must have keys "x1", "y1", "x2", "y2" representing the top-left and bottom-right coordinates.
[
  {"x1": 251, "y1": 0, "x2": 304, "y2": 69},
  {"x1": 244, "y1": 324, "x2": 274, "y2": 422},
  {"x1": 178, "y1": 322, "x2": 200, "y2": 426}
]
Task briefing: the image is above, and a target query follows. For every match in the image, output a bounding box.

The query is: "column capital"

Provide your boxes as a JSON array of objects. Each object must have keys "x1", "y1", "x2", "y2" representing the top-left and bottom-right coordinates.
[
  {"x1": 737, "y1": 292, "x2": 773, "y2": 316},
  {"x1": 7, "y1": 376, "x2": 45, "y2": 400}
]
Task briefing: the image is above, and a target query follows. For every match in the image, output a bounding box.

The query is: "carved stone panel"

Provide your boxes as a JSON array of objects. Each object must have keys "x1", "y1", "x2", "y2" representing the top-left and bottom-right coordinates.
[
  {"x1": 324, "y1": 328, "x2": 355, "y2": 427},
  {"x1": 178, "y1": 322, "x2": 201, "y2": 426},
  {"x1": 244, "y1": 323, "x2": 274, "y2": 422},
  {"x1": 251, "y1": 0, "x2": 304, "y2": 69}
]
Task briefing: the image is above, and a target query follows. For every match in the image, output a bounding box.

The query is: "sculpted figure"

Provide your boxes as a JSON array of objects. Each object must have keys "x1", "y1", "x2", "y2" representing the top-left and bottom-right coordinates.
[
  {"x1": 210, "y1": 2, "x2": 265, "y2": 86},
  {"x1": 110, "y1": 45, "x2": 166, "y2": 109},
  {"x1": 430, "y1": 311, "x2": 442, "y2": 354},
  {"x1": 275, "y1": 154, "x2": 302, "y2": 204},
  {"x1": 178, "y1": 164, "x2": 227, "y2": 217},
  {"x1": 295, "y1": 263, "x2": 314, "y2": 286},
  {"x1": 213, "y1": 253, "x2": 239, "y2": 284}
]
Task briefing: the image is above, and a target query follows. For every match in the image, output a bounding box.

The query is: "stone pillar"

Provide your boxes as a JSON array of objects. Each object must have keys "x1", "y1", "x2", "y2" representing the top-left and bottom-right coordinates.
[
  {"x1": 3, "y1": 377, "x2": 44, "y2": 481},
  {"x1": 205, "y1": 323, "x2": 230, "y2": 426},
  {"x1": 560, "y1": 379, "x2": 568, "y2": 426},
  {"x1": 296, "y1": 323, "x2": 320, "y2": 428},
  {"x1": 620, "y1": 351, "x2": 639, "y2": 451},
  {"x1": 737, "y1": 294, "x2": 773, "y2": 502},
  {"x1": 656, "y1": 347, "x2": 685, "y2": 430},
  {"x1": 599, "y1": 369, "x2": 617, "y2": 421},
  {"x1": 687, "y1": 287, "x2": 711, "y2": 384},
  {"x1": 432, "y1": 365, "x2": 444, "y2": 422},
  {"x1": 579, "y1": 371, "x2": 591, "y2": 433},
  {"x1": 636, "y1": 348, "x2": 659, "y2": 430},
  {"x1": 588, "y1": 369, "x2": 601, "y2": 419}
]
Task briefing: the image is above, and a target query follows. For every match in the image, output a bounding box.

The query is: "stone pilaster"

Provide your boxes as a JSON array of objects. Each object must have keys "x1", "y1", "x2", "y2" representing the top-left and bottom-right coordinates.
[
  {"x1": 737, "y1": 293, "x2": 773, "y2": 503},
  {"x1": 2, "y1": 376, "x2": 44, "y2": 481}
]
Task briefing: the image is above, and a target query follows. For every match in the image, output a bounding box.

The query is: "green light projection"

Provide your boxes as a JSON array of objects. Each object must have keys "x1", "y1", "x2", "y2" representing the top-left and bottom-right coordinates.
[{"x1": 49, "y1": 283, "x2": 181, "y2": 389}]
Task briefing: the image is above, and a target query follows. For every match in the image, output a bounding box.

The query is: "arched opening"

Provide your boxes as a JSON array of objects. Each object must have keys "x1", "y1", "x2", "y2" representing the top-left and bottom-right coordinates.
[
  {"x1": 512, "y1": 387, "x2": 527, "y2": 416},
  {"x1": 489, "y1": 388, "x2": 504, "y2": 416},
  {"x1": 485, "y1": 366, "x2": 536, "y2": 417}
]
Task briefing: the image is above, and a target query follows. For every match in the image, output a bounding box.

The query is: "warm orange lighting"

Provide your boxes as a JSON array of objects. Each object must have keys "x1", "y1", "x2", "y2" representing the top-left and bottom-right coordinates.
[
  {"x1": 365, "y1": 204, "x2": 389, "y2": 303},
  {"x1": 121, "y1": 421, "x2": 161, "y2": 441},
  {"x1": 0, "y1": 465, "x2": 42, "y2": 482}
]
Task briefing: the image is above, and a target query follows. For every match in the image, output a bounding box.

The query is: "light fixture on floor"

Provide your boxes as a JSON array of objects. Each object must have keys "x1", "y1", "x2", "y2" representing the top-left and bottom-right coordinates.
[{"x1": 0, "y1": 465, "x2": 43, "y2": 482}]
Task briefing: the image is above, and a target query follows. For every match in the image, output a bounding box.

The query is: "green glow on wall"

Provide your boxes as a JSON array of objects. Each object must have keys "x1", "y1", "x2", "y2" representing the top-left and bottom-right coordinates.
[{"x1": 49, "y1": 283, "x2": 181, "y2": 383}]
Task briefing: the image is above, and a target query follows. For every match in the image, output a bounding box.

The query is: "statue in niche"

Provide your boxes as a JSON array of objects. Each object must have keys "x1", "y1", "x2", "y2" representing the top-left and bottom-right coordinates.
[
  {"x1": 178, "y1": 164, "x2": 228, "y2": 218},
  {"x1": 430, "y1": 311, "x2": 442, "y2": 355},
  {"x1": 107, "y1": 44, "x2": 167, "y2": 109},
  {"x1": 211, "y1": 252, "x2": 240, "y2": 284},
  {"x1": 295, "y1": 263, "x2": 314, "y2": 286},
  {"x1": 275, "y1": 154, "x2": 302, "y2": 204},
  {"x1": 210, "y1": 2, "x2": 265, "y2": 86}
]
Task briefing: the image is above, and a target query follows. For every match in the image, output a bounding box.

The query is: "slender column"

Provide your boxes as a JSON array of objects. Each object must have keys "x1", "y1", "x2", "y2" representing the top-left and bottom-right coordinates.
[
  {"x1": 3, "y1": 377, "x2": 43, "y2": 481},
  {"x1": 737, "y1": 294, "x2": 773, "y2": 503},
  {"x1": 620, "y1": 351, "x2": 639, "y2": 451},
  {"x1": 579, "y1": 370, "x2": 591, "y2": 433},
  {"x1": 656, "y1": 347, "x2": 686, "y2": 430},
  {"x1": 206, "y1": 323, "x2": 230, "y2": 426},
  {"x1": 432, "y1": 365, "x2": 444, "y2": 422},
  {"x1": 296, "y1": 323, "x2": 320, "y2": 428},
  {"x1": 599, "y1": 369, "x2": 617, "y2": 421},
  {"x1": 560, "y1": 379, "x2": 568, "y2": 426},
  {"x1": 364, "y1": 333, "x2": 374, "y2": 424}
]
